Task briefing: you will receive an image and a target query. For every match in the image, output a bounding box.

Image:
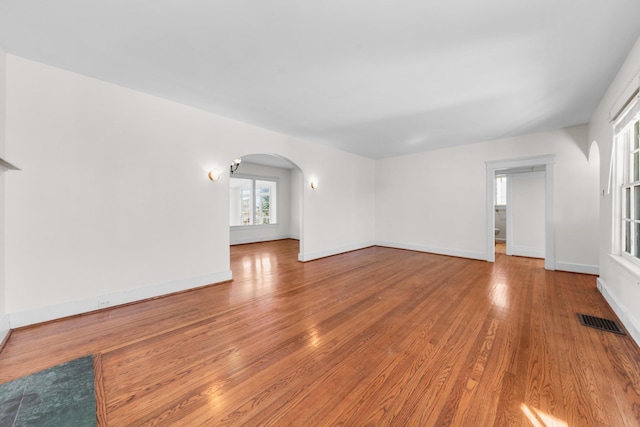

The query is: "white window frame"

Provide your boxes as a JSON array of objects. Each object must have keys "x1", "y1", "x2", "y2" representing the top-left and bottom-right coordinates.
[
  {"x1": 495, "y1": 175, "x2": 507, "y2": 206},
  {"x1": 229, "y1": 174, "x2": 278, "y2": 228},
  {"x1": 615, "y1": 114, "x2": 640, "y2": 265}
]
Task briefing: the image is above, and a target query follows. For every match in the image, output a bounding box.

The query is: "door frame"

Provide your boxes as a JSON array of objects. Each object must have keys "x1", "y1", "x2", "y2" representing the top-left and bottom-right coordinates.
[{"x1": 485, "y1": 155, "x2": 556, "y2": 270}]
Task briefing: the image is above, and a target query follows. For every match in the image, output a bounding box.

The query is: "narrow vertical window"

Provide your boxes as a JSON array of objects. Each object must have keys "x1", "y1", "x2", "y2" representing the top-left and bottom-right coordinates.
[
  {"x1": 255, "y1": 180, "x2": 277, "y2": 224},
  {"x1": 495, "y1": 175, "x2": 507, "y2": 206}
]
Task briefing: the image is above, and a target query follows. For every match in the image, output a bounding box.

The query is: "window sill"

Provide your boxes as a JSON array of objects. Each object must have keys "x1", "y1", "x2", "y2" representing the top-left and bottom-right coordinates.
[
  {"x1": 230, "y1": 224, "x2": 279, "y2": 230},
  {"x1": 609, "y1": 253, "x2": 640, "y2": 279}
]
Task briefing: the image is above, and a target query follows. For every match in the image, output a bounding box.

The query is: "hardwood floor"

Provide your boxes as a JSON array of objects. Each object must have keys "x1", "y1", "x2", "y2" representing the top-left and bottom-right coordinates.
[{"x1": 1, "y1": 239, "x2": 639, "y2": 426}]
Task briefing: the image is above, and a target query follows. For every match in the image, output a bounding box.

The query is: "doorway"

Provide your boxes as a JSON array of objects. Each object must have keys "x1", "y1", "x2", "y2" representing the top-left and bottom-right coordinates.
[
  {"x1": 486, "y1": 155, "x2": 555, "y2": 270},
  {"x1": 494, "y1": 168, "x2": 546, "y2": 258},
  {"x1": 228, "y1": 153, "x2": 304, "y2": 261}
]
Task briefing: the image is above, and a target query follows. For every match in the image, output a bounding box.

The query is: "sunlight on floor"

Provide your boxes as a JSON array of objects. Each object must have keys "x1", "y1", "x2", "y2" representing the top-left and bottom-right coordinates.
[
  {"x1": 208, "y1": 387, "x2": 226, "y2": 413},
  {"x1": 307, "y1": 326, "x2": 321, "y2": 348},
  {"x1": 521, "y1": 403, "x2": 568, "y2": 427},
  {"x1": 490, "y1": 279, "x2": 509, "y2": 309}
]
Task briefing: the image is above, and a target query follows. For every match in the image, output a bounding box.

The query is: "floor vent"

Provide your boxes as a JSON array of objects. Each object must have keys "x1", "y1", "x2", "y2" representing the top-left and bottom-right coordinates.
[{"x1": 578, "y1": 313, "x2": 626, "y2": 335}]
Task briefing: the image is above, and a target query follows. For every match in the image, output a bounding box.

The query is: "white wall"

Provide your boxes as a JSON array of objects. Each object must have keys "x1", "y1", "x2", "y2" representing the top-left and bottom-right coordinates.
[
  {"x1": 509, "y1": 171, "x2": 545, "y2": 258},
  {"x1": 229, "y1": 161, "x2": 299, "y2": 245},
  {"x1": 4, "y1": 55, "x2": 375, "y2": 325},
  {"x1": 3, "y1": 43, "x2": 622, "y2": 335},
  {"x1": 290, "y1": 168, "x2": 302, "y2": 240},
  {"x1": 0, "y1": 45, "x2": 8, "y2": 341},
  {"x1": 589, "y1": 35, "x2": 640, "y2": 345},
  {"x1": 375, "y1": 125, "x2": 599, "y2": 271}
]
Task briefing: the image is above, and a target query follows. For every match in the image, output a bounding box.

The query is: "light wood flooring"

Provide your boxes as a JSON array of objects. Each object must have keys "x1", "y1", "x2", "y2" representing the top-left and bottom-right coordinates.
[{"x1": 1, "y1": 239, "x2": 639, "y2": 426}]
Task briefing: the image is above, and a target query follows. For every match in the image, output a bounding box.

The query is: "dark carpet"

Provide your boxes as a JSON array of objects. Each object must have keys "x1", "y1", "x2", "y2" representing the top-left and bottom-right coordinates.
[{"x1": 0, "y1": 355, "x2": 96, "y2": 426}]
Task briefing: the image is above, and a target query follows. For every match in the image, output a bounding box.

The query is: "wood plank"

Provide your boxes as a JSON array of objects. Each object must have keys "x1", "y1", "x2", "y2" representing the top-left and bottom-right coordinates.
[{"x1": 93, "y1": 353, "x2": 109, "y2": 427}]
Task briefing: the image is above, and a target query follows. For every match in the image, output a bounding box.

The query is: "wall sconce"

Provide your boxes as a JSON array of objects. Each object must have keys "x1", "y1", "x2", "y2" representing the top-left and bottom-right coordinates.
[
  {"x1": 230, "y1": 158, "x2": 242, "y2": 174},
  {"x1": 310, "y1": 180, "x2": 318, "y2": 189},
  {"x1": 208, "y1": 169, "x2": 220, "y2": 182}
]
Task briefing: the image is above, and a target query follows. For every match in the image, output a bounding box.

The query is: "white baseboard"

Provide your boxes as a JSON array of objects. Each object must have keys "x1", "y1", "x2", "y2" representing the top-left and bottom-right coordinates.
[
  {"x1": 230, "y1": 234, "x2": 297, "y2": 245},
  {"x1": 555, "y1": 262, "x2": 599, "y2": 275},
  {"x1": 375, "y1": 241, "x2": 486, "y2": 261},
  {"x1": 597, "y1": 278, "x2": 640, "y2": 347},
  {"x1": 298, "y1": 241, "x2": 375, "y2": 262},
  {"x1": 9, "y1": 270, "x2": 233, "y2": 328},
  {"x1": 508, "y1": 245, "x2": 544, "y2": 259},
  {"x1": 0, "y1": 314, "x2": 10, "y2": 345}
]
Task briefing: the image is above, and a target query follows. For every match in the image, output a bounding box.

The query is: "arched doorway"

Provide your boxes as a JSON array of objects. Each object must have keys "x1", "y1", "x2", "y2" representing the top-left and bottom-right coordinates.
[{"x1": 228, "y1": 153, "x2": 304, "y2": 262}]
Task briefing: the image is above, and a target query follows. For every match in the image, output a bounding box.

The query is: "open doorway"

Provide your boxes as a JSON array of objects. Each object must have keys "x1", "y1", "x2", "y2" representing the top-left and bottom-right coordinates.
[
  {"x1": 494, "y1": 174, "x2": 507, "y2": 255},
  {"x1": 493, "y1": 168, "x2": 546, "y2": 258},
  {"x1": 486, "y1": 155, "x2": 556, "y2": 270},
  {"x1": 228, "y1": 153, "x2": 304, "y2": 261}
]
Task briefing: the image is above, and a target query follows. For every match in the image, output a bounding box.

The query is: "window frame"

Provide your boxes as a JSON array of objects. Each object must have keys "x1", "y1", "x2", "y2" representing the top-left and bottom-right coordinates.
[
  {"x1": 229, "y1": 173, "x2": 279, "y2": 228},
  {"x1": 614, "y1": 98, "x2": 640, "y2": 266},
  {"x1": 495, "y1": 174, "x2": 507, "y2": 206}
]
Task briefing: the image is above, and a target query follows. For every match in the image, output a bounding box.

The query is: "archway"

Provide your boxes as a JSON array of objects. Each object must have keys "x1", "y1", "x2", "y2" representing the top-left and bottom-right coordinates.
[{"x1": 227, "y1": 153, "x2": 304, "y2": 260}]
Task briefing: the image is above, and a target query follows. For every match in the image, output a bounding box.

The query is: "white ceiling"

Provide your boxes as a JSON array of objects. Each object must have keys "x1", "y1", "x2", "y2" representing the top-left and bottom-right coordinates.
[{"x1": 1, "y1": 1, "x2": 639, "y2": 159}]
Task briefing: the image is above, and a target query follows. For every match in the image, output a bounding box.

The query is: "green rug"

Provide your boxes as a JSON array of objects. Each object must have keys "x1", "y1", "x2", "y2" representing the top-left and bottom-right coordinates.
[{"x1": 0, "y1": 355, "x2": 96, "y2": 426}]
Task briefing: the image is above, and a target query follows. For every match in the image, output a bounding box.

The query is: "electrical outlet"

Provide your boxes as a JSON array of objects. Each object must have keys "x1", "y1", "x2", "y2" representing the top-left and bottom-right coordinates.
[{"x1": 98, "y1": 300, "x2": 110, "y2": 308}]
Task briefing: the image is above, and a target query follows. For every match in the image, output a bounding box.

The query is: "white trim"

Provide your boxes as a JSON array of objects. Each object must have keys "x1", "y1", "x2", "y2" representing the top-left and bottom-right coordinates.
[
  {"x1": 0, "y1": 314, "x2": 10, "y2": 344},
  {"x1": 609, "y1": 253, "x2": 640, "y2": 279},
  {"x1": 554, "y1": 262, "x2": 599, "y2": 275},
  {"x1": 506, "y1": 175, "x2": 513, "y2": 255},
  {"x1": 298, "y1": 241, "x2": 375, "y2": 262},
  {"x1": 487, "y1": 168, "x2": 496, "y2": 262},
  {"x1": 231, "y1": 234, "x2": 298, "y2": 245},
  {"x1": 597, "y1": 278, "x2": 640, "y2": 347},
  {"x1": 545, "y1": 163, "x2": 556, "y2": 270},
  {"x1": 375, "y1": 241, "x2": 486, "y2": 261},
  {"x1": 486, "y1": 155, "x2": 556, "y2": 270},
  {"x1": 509, "y1": 245, "x2": 544, "y2": 259},
  {"x1": 230, "y1": 224, "x2": 279, "y2": 231},
  {"x1": 9, "y1": 270, "x2": 232, "y2": 328}
]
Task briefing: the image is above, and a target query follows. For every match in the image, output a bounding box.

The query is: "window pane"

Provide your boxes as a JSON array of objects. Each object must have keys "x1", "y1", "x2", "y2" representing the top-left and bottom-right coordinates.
[
  {"x1": 634, "y1": 152, "x2": 639, "y2": 182},
  {"x1": 635, "y1": 121, "x2": 639, "y2": 150},
  {"x1": 255, "y1": 180, "x2": 277, "y2": 224},
  {"x1": 241, "y1": 189, "x2": 252, "y2": 225},
  {"x1": 625, "y1": 132, "x2": 631, "y2": 184},
  {"x1": 635, "y1": 186, "x2": 640, "y2": 220},
  {"x1": 495, "y1": 175, "x2": 507, "y2": 205},
  {"x1": 635, "y1": 222, "x2": 640, "y2": 258},
  {"x1": 625, "y1": 187, "x2": 631, "y2": 219},
  {"x1": 230, "y1": 178, "x2": 253, "y2": 226},
  {"x1": 625, "y1": 221, "x2": 631, "y2": 254}
]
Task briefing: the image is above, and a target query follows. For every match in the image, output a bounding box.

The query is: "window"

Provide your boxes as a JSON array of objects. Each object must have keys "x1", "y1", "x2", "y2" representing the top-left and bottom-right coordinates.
[
  {"x1": 230, "y1": 176, "x2": 277, "y2": 226},
  {"x1": 615, "y1": 92, "x2": 640, "y2": 261},
  {"x1": 495, "y1": 175, "x2": 507, "y2": 205}
]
